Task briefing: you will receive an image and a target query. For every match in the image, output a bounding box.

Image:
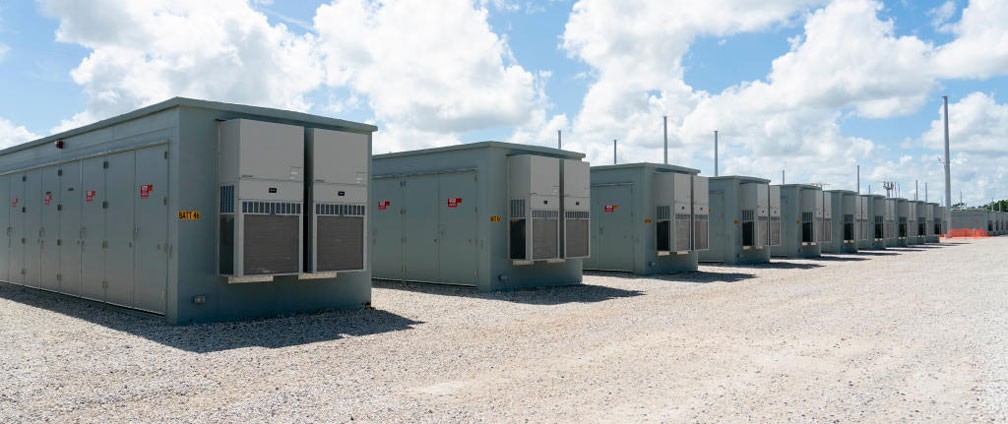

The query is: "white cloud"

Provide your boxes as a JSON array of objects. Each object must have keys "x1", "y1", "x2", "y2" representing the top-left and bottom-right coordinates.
[
  {"x1": 890, "y1": 92, "x2": 1008, "y2": 206},
  {"x1": 928, "y1": 1, "x2": 957, "y2": 31},
  {"x1": 40, "y1": 0, "x2": 324, "y2": 132},
  {"x1": 314, "y1": 0, "x2": 544, "y2": 141},
  {"x1": 933, "y1": 0, "x2": 1008, "y2": 79},
  {"x1": 0, "y1": 43, "x2": 8, "y2": 62},
  {"x1": 0, "y1": 118, "x2": 40, "y2": 149}
]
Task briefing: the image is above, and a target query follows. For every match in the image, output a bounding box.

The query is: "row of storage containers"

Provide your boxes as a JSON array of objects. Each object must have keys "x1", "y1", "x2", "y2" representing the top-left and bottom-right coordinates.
[{"x1": 0, "y1": 99, "x2": 960, "y2": 323}]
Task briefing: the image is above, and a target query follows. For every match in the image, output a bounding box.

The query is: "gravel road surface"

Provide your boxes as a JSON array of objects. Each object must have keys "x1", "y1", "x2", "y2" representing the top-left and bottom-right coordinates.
[{"x1": 2, "y1": 238, "x2": 1006, "y2": 423}]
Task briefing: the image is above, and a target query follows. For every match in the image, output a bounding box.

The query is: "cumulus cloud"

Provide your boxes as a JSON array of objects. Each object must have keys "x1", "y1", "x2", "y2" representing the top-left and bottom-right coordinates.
[
  {"x1": 314, "y1": 0, "x2": 544, "y2": 139},
  {"x1": 0, "y1": 118, "x2": 40, "y2": 149},
  {"x1": 933, "y1": 0, "x2": 1008, "y2": 79},
  {"x1": 40, "y1": 0, "x2": 324, "y2": 132}
]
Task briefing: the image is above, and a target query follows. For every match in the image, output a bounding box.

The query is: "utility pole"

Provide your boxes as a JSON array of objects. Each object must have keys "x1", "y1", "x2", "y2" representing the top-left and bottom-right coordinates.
[
  {"x1": 714, "y1": 130, "x2": 719, "y2": 177},
  {"x1": 915, "y1": 180, "x2": 918, "y2": 201},
  {"x1": 613, "y1": 139, "x2": 617, "y2": 165},
  {"x1": 782, "y1": 170, "x2": 785, "y2": 184},
  {"x1": 925, "y1": 182, "x2": 928, "y2": 203},
  {"x1": 943, "y1": 96, "x2": 952, "y2": 234},
  {"x1": 663, "y1": 116, "x2": 668, "y2": 165},
  {"x1": 557, "y1": 130, "x2": 561, "y2": 149},
  {"x1": 857, "y1": 165, "x2": 860, "y2": 194}
]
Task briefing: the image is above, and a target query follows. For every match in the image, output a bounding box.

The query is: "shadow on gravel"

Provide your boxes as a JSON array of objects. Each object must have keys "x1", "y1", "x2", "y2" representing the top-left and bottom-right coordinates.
[
  {"x1": 852, "y1": 250, "x2": 900, "y2": 256},
  {"x1": 651, "y1": 270, "x2": 758, "y2": 284},
  {"x1": 0, "y1": 282, "x2": 421, "y2": 353},
  {"x1": 750, "y1": 261, "x2": 824, "y2": 270},
  {"x1": 373, "y1": 279, "x2": 643, "y2": 305},
  {"x1": 885, "y1": 247, "x2": 928, "y2": 252},
  {"x1": 814, "y1": 255, "x2": 869, "y2": 262}
]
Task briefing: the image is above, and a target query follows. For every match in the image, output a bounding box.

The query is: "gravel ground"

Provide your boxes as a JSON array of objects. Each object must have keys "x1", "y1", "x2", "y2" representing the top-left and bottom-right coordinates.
[{"x1": 2, "y1": 238, "x2": 1006, "y2": 423}]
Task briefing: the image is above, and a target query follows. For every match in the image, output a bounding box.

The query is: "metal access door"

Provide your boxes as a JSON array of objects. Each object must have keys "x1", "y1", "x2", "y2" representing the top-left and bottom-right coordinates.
[
  {"x1": 0, "y1": 176, "x2": 8, "y2": 282},
  {"x1": 590, "y1": 185, "x2": 634, "y2": 272},
  {"x1": 403, "y1": 174, "x2": 438, "y2": 282},
  {"x1": 40, "y1": 166, "x2": 61, "y2": 292},
  {"x1": 59, "y1": 162, "x2": 82, "y2": 296},
  {"x1": 10, "y1": 173, "x2": 26, "y2": 284},
  {"x1": 132, "y1": 146, "x2": 168, "y2": 314},
  {"x1": 23, "y1": 169, "x2": 42, "y2": 287},
  {"x1": 437, "y1": 172, "x2": 477, "y2": 286},
  {"x1": 80, "y1": 157, "x2": 106, "y2": 301},
  {"x1": 371, "y1": 177, "x2": 405, "y2": 280},
  {"x1": 104, "y1": 151, "x2": 135, "y2": 308}
]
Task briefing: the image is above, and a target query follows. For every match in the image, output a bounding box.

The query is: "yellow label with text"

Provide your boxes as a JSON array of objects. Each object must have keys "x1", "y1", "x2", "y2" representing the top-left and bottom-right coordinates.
[{"x1": 178, "y1": 210, "x2": 201, "y2": 221}]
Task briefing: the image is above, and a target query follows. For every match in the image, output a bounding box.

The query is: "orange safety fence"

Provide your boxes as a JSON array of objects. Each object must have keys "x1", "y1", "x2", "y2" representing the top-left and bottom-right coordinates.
[{"x1": 946, "y1": 228, "x2": 990, "y2": 238}]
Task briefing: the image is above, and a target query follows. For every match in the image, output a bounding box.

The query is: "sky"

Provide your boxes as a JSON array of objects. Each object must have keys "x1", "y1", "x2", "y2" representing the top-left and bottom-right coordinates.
[{"x1": 0, "y1": 0, "x2": 1006, "y2": 206}]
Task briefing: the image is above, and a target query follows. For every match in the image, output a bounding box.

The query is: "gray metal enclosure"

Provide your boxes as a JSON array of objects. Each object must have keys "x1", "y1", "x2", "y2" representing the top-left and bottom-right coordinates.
[
  {"x1": 0, "y1": 98, "x2": 375, "y2": 323},
  {"x1": 864, "y1": 195, "x2": 888, "y2": 250},
  {"x1": 771, "y1": 184, "x2": 822, "y2": 258},
  {"x1": 370, "y1": 142, "x2": 587, "y2": 290},
  {"x1": 912, "y1": 201, "x2": 929, "y2": 244},
  {"x1": 699, "y1": 176, "x2": 775, "y2": 265},
  {"x1": 888, "y1": 199, "x2": 909, "y2": 247},
  {"x1": 855, "y1": 194, "x2": 872, "y2": 250},
  {"x1": 951, "y1": 209, "x2": 991, "y2": 233},
  {"x1": 906, "y1": 200, "x2": 922, "y2": 245},
  {"x1": 924, "y1": 202, "x2": 939, "y2": 243},
  {"x1": 583, "y1": 163, "x2": 708, "y2": 275},
  {"x1": 822, "y1": 190, "x2": 857, "y2": 254}
]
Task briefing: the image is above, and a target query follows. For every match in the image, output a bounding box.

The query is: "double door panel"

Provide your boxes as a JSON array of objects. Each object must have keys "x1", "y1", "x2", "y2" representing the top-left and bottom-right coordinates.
[
  {"x1": 399, "y1": 172, "x2": 478, "y2": 285},
  {"x1": 590, "y1": 185, "x2": 634, "y2": 271}
]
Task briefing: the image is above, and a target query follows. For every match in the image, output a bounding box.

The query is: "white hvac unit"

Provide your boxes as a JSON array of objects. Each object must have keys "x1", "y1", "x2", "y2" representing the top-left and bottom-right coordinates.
[
  {"x1": 800, "y1": 189, "x2": 819, "y2": 245},
  {"x1": 562, "y1": 159, "x2": 590, "y2": 259},
  {"x1": 820, "y1": 191, "x2": 832, "y2": 243},
  {"x1": 305, "y1": 128, "x2": 369, "y2": 275},
  {"x1": 768, "y1": 185, "x2": 782, "y2": 246},
  {"x1": 218, "y1": 119, "x2": 304, "y2": 282},
  {"x1": 654, "y1": 171, "x2": 693, "y2": 254},
  {"x1": 739, "y1": 182, "x2": 768, "y2": 248},
  {"x1": 509, "y1": 155, "x2": 561, "y2": 262},
  {"x1": 692, "y1": 175, "x2": 709, "y2": 251}
]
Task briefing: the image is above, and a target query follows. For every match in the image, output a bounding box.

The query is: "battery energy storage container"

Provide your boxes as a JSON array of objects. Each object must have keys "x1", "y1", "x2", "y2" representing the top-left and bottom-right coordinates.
[
  {"x1": 822, "y1": 190, "x2": 858, "y2": 253},
  {"x1": 855, "y1": 194, "x2": 872, "y2": 250},
  {"x1": 371, "y1": 142, "x2": 588, "y2": 290},
  {"x1": 770, "y1": 184, "x2": 823, "y2": 258},
  {"x1": 911, "y1": 201, "x2": 928, "y2": 244},
  {"x1": 584, "y1": 163, "x2": 707, "y2": 275},
  {"x1": 923, "y1": 202, "x2": 939, "y2": 243},
  {"x1": 888, "y1": 199, "x2": 908, "y2": 247},
  {"x1": 0, "y1": 98, "x2": 376, "y2": 323},
  {"x1": 699, "y1": 176, "x2": 775, "y2": 265}
]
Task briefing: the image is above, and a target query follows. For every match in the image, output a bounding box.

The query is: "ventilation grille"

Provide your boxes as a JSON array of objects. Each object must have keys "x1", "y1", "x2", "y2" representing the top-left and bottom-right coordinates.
[
  {"x1": 742, "y1": 209, "x2": 755, "y2": 222},
  {"x1": 565, "y1": 211, "x2": 590, "y2": 220},
  {"x1": 770, "y1": 216, "x2": 782, "y2": 246},
  {"x1": 656, "y1": 205, "x2": 671, "y2": 220},
  {"x1": 692, "y1": 214, "x2": 709, "y2": 251},
  {"x1": 532, "y1": 218, "x2": 559, "y2": 260},
  {"x1": 532, "y1": 209, "x2": 559, "y2": 219},
  {"x1": 757, "y1": 216, "x2": 769, "y2": 247},
  {"x1": 674, "y1": 213, "x2": 691, "y2": 252},
  {"x1": 565, "y1": 219, "x2": 589, "y2": 258},
  {"x1": 316, "y1": 203, "x2": 366, "y2": 217},
  {"x1": 242, "y1": 201, "x2": 301, "y2": 215},
  {"x1": 243, "y1": 215, "x2": 299, "y2": 275},
  {"x1": 742, "y1": 209, "x2": 756, "y2": 248},
  {"x1": 220, "y1": 185, "x2": 235, "y2": 214},
  {"x1": 510, "y1": 199, "x2": 526, "y2": 219},
  {"x1": 316, "y1": 216, "x2": 364, "y2": 272}
]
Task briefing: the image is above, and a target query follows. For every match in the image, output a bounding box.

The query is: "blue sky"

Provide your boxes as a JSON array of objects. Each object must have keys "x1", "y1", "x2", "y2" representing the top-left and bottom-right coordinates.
[{"x1": 0, "y1": 0, "x2": 1006, "y2": 205}]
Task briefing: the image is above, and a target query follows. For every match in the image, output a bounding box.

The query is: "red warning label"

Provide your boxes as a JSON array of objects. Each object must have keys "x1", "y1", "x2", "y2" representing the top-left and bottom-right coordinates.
[
  {"x1": 11, "y1": 197, "x2": 18, "y2": 207},
  {"x1": 604, "y1": 204, "x2": 618, "y2": 213},
  {"x1": 44, "y1": 193, "x2": 52, "y2": 206},
  {"x1": 86, "y1": 190, "x2": 96, "y2": 203},
  {"x1": 378, "y1": 200, "x2": 391, "y2": 211},
  {"x1": 447, "y1": 197, "x2": 462, "y2": 208},
  {"x1": 139, "y1": 184, "x2": 153, "y2": 199}
]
